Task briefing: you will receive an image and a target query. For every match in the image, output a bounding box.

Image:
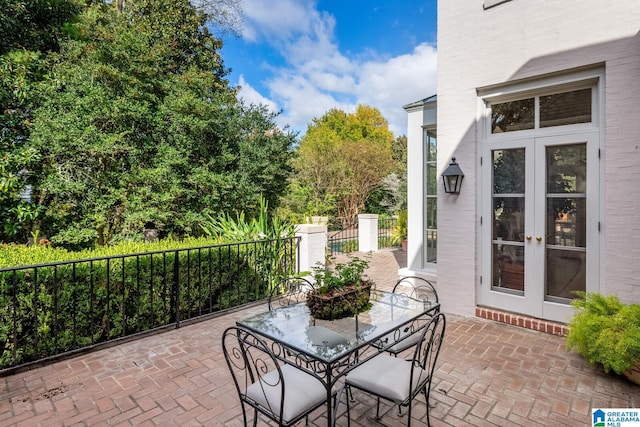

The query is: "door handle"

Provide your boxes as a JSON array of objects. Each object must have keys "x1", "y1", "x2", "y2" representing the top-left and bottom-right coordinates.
[
  {"x1": 536, "y1": 236, "x2": 542, "y2": 242},
  {"x1": 526, "y1": 236, "x2": 532, "y2": 241}
]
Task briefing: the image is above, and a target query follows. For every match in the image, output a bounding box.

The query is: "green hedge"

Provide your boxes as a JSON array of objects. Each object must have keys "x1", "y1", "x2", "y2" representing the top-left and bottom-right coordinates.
[
  {"x1": 0, "y1": 239, "x2": 296, "y2": 369},
  {"x1": 0, "y1": 237, "x2": 219, "y2": 268}
]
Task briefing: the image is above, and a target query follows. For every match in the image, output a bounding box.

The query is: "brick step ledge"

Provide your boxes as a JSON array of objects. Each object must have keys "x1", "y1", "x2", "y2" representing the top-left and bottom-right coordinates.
[{"x1": 475, "y1": 306, "x2": 568, "y2": 336}]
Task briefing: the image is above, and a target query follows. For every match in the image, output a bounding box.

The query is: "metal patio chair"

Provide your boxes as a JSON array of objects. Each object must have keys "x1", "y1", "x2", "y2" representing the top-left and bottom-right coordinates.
[
  {"x1": 222, "y1": 326, "x2": 330, "y2": 427},
  {"x1": 342, "y1": 312, "x2": 446, "y2": 426},
  {"x1": 392, "y1": 276, "x2": 439, "y2": 307},
  {"x1": 268, "y1": 276, "x2": 316, "y2": 310},
  {"x1": 383, "y1": 276, "x2": 440, "y2": 356}
]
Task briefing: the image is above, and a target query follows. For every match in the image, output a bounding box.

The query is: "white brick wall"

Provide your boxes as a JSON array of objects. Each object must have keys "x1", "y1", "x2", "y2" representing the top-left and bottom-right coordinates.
[{"x1": 437, "y1": 0, "x2": 640, "y2": 313}]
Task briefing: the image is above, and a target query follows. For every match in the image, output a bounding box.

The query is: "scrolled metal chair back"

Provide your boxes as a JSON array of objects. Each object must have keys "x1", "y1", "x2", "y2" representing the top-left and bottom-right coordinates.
[
  {"x1": 392, "y1": 276, "x2": 439, "y2": 306},
  {"x1": 222, "y1": 326, "x2": 285, "y2": 426},
  {"x1": 268, "y1": 276, "x2": 315, "y2": 310}
]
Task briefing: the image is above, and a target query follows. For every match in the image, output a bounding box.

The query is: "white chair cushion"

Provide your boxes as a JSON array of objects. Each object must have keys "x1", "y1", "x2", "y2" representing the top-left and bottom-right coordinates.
[
  {"x1": 346, "y1": 353, "x2": 427, "y2": 402},
  {"x1": 245, "y1": 364, "x2": 327, "y2": 423}
]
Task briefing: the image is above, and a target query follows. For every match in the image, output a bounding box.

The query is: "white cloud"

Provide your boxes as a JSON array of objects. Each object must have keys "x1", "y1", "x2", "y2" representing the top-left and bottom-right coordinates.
[
  {"x1": 356, "y1": 43, "x2": 438, "y2": 136},
  {"x1": 236, "y1": 0, "x2": 437, "y2": 137},
  {"x1": 237, "y1": 75, "x2": 278, "y2": 111},
  {"x1": 240, "y1": 0, "x2": 322, "y2": 44}
]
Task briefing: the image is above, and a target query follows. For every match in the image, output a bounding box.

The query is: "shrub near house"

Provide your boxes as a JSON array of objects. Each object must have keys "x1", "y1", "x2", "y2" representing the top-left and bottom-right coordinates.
[{"x1": 566, "y1": 292, "x2": 640, "y2": 382}]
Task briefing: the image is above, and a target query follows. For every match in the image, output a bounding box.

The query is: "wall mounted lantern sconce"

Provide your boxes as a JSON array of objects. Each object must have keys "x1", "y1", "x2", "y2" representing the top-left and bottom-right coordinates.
[{"x1": 442, "y1": 157, "x2": 464, "y2": 194}]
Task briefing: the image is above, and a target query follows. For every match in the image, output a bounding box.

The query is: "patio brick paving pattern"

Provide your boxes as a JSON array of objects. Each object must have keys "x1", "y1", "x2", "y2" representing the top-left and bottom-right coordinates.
[{"x1": 1, "y1": 248, "x2": 639, "y2": 426}]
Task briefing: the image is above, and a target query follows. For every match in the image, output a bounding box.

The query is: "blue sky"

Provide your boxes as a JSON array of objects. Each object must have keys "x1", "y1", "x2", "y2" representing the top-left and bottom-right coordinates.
[{"x1": 220, "y1": 0, "x2": 438, "y2": 137}]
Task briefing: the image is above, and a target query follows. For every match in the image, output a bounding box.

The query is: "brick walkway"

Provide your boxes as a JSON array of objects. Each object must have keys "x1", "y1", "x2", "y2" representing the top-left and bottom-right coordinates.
[{"x1": 1, "y1": 248, "x2": 639, "y2": 426}]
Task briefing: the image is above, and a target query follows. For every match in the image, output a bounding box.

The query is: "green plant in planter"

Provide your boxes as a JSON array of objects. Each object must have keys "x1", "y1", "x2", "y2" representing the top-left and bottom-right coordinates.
[
  {"x1": 566, "y1": 292, "x2": 640, "y2": 376},
  {"x1": 307, "y1": 255, "x2": 374, "y2": 320}
]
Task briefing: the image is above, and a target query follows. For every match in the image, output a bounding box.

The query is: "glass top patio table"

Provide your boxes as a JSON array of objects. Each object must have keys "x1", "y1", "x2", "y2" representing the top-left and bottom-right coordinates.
[
  {"x1": 236, "y1": 289, "x2": 440, "y2": 363},
  {"x1": 236, "y1": 289, "x2": 439, "y2": 426}
]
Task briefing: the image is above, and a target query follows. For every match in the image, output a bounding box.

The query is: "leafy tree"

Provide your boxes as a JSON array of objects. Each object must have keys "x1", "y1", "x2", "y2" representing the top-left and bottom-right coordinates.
[
  {"x1": 27, "y1": 0, "x2": 295, "y2": 248},
  {"x1": 366, "y1": 134, "x2": 407, "y2": 214},
  {"x1": 0, "y1": 0, "x2": 83, "y2": 55},
  {"x1": 290, "y1": 105, "x2": 397, "y2": 225},
  {"x1": 192, "y1": 0, "x2": 243, "y2": 36},
  {"x1": 0, "y1": 0, "x2": 83, "y2": 243}
]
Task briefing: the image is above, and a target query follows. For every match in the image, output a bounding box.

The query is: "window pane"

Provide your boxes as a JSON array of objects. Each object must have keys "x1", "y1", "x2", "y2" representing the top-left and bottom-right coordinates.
[
  {"x1": 426, "y1": 230, "x2": 437, "y2": 263},
  {"x1": 540, "y1": 88, "x2": 591, "y2": 128},
  {"x1": 426, "y1": 197, "x2": 437, "y2": 228},
  {"x1": 426, "y1": 130, "x2": 437, "y2": 161},
  {"x1": 427, "y1": 163, "x2": 437, "y2": 195},
  {"x1": 493, "y1": 148, "x2": 525, "y2": 194},
  {"x1": 491, "y1": 98, "x2": 534, "y2": 133},
  {"x1": 424, "y1": 127, "x2": 437, "y2": 265}
]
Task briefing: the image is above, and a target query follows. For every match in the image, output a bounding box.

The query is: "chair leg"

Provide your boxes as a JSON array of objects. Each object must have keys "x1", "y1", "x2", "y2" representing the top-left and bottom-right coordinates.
[
  {"x1": 345, "y1": 386, "x2": 351, "y2": 427},
  {"x1": 425, "y1": 386, "x2": 432, "y2": 427},
  {"x1": 375, "y1": 396, "x2": 381, "y2": 419},
  {"x1": 252, "y1": 409, "x2": 258, "y2": 427},
  {"x1": 397, "y1": 403, "x2": 404, "y2": 417}
]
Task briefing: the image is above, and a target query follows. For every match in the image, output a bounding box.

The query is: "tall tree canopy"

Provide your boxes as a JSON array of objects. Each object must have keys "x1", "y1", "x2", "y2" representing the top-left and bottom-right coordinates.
[
  {"x1": 0, "y1": 0, "x2": 84, "y2": 243},
  {"x1": 1, "y1": 0, "x2": 295, "y2": 247},
  {"x1": 290, "y1": 105, "x2": 397, "y2": 224}
]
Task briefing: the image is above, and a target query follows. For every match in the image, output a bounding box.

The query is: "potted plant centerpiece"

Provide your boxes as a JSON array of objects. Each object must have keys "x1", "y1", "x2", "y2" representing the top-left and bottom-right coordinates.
[
  {"x1": 566, "y1": 292, "x2": 640, "y2": 384},
  {"x1": 306, "y1": 256, "x2": 374, "y2": 320}
]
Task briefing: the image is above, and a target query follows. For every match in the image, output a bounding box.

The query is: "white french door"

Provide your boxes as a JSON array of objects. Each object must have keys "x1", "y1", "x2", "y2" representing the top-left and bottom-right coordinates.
[{"x1": 480, "y1": 131, "x2": 599, "y2": 323}]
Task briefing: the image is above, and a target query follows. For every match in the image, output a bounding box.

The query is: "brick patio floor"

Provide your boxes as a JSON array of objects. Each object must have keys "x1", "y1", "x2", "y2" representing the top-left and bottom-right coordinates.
[{"x1": 1, "y1": 248, "x2": 639, "y2": 426}]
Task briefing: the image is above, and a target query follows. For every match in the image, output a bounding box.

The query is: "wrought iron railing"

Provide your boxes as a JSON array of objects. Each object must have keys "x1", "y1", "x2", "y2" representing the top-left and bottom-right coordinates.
[
  {"x1": 327, "y1": 216, "x2": 400, "y2": 254},
  {"x1": 379, "y1": 217, "x2": 398, "y2": 249},
  {"x1": 0, "y1": 237, "x2": 299, "y2": 373},
  {"x1": 327, "y1": 217, "x2": 358, "y2": 255}
]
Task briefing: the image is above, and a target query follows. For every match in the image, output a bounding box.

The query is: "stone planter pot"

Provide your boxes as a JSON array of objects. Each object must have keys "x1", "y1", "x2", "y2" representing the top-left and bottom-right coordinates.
[{"x1": 306, "y1": 282, "x2": 372, "y2": 320}]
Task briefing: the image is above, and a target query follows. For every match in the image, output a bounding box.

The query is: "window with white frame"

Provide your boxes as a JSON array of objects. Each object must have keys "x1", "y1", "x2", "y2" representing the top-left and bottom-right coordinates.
[
  {"x1": 425, "y1": 128, "x2": 437, "y2": 264},
  {"x1": 490, "y1": 87, "x2": 592, "y2": 133}
]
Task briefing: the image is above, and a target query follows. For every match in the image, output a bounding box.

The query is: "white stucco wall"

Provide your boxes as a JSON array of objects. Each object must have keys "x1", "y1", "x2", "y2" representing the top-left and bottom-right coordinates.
[{"x1": 437, "y1": 0, "x2": 640, "y2": 313}]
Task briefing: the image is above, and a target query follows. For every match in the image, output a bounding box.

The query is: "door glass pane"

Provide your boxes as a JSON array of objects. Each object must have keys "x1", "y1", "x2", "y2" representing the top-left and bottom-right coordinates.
[
  {"x1": 546, "y1": 198, "x2": 586, "y2": 247},
  {"x1": 545, "y1": 144, "x2": 587, "y2": 302},
  {"x1": 540, "y1": 88, "x2": 591, "y2": 128},
  {"x1": 492, "y1": 148, "x2": 525, "y2": 293},
  {"x1": 546, "y1": 249, "x2": 585, "y2": 300},
  {"x1": 546, "y1": 144, "x2": 587, "y2": 193},
  {"x1": 493, "y1": 244, "x2": 524, "y2": 292},
  {"x1": 491, "y1": 98, "x2": 534, "y2": 133},
  {"x1": 493, "y1": 149, "x2": 525, "y2": 193},
  {"x1": 494, "y1": 197, "x2": 525, "y2": 241}
]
